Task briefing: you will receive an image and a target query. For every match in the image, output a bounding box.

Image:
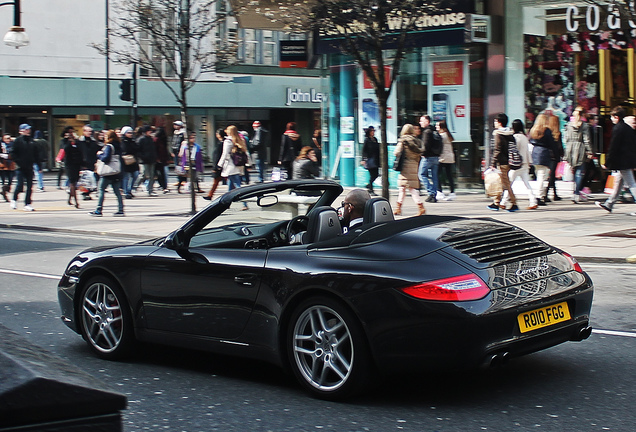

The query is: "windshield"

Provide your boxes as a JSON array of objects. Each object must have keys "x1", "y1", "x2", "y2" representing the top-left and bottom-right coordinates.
[{"x1": 206, "y1": 188, "x2": 322, "y2": 229}]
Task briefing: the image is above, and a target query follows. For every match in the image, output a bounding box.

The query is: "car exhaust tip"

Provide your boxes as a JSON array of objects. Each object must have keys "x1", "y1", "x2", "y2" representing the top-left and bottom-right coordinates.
[
  {"x1": 572, "y1": 326, "x2": 592, "y2": 341},
  {"x1": 482, "y1": 351, "x2": 511, "y2": 369}
]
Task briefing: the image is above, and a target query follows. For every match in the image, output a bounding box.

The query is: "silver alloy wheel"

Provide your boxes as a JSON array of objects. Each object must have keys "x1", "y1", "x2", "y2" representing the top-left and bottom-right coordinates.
[
  {"x1": 292, "y1": 305, "x2": 354, "y2": 392},
  {"x1": 81, "y1": 281, "x2": 124, "y2": 354}
]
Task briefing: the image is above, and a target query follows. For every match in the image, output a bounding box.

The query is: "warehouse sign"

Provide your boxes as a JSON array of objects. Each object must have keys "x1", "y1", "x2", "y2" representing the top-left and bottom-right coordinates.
[{"x1": 316, "y1": 0, "x2": 474, "y2": 54}]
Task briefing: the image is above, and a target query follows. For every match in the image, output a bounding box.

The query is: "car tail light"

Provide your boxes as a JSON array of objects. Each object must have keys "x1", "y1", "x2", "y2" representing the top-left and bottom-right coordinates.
[
  {"x1": 399, "y1": 274, "x2": 490, "y2": 302},
  {"x1": 562, "y1": 252, "x2": 583, "y2": 273}
]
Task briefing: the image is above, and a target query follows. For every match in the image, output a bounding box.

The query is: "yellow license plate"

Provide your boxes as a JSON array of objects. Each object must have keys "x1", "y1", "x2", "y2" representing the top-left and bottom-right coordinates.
[{"x1": 517, "y1": 302, "x2": 571, "y2": 333}]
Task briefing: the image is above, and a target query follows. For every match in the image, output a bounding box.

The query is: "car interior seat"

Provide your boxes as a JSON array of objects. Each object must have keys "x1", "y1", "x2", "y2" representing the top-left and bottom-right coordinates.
[
  {"x1": 304, "y1": 206, "x2": 342, "y2": 244},
  {"x1": 362, "y1": 197, "x2": 395, "y2": 225}
]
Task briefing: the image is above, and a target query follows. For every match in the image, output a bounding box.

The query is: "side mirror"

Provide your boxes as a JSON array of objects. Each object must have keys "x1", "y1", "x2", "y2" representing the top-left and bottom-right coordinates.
[{"x1": 164, "y1": 229, "x2": 186, "y2": 251}]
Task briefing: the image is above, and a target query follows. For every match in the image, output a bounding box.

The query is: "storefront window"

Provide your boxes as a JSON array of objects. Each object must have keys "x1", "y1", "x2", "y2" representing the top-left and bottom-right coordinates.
[{"x1": 323, "y1": 41, "x2": 486, "y2": 186}]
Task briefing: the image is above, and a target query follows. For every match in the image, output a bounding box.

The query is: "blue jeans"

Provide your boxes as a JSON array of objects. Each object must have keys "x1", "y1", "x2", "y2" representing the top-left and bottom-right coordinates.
[
  {"x1": 228, "y1": 174, "x2": 241, "y2": 191},
  {"x1": 419, "y1": 156, "x2": 439, "y2": 196},
  {"x1": 123, "y1": 170, "x2": 139, "y2": 196},
  {"x1": 228, "y1": 174, "x2": 247, "y2": 207},
  {"x1": 573, "y1": 164, "x2": 586, "y2": 195},
  {"x1": 12, "y1": 169, "x2": 33, "y2": 205},
  {"x1": 253, "y1": 154, "x2": 265, "y2": 182},
  {"x1": 96, "y1": 176, "x2": 124, "y2": 213},
  {"x1": 33, "y1": 164, "x2": 44, "y2": 189}
]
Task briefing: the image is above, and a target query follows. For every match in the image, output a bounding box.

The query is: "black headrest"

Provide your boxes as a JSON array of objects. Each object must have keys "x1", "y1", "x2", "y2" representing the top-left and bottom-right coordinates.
[
  {"x1": 362, "y1": 197, "x2": 394, "y2": 224},
  {"x1": 305, "y1": 206, "x2": 341, "y2": 244}
]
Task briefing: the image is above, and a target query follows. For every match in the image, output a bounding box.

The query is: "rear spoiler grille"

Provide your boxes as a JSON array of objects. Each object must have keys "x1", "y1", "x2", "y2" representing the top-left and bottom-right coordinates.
[{"x1": 440, "y1": 224, "x2": 553, "y2": 265}]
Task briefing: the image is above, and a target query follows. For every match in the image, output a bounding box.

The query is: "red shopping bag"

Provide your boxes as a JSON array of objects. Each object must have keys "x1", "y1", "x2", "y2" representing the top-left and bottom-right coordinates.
[{"x1": 55, "y1": 148, "x2": 65, "y2": 162}]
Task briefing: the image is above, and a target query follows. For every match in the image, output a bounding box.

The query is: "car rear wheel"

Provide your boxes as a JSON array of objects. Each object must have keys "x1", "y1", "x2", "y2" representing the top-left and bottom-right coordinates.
[
  {"x1": 288, "y1": 296, "x2": 372, "y2": 400},
  {"x1": 79, "y1": 276, "x2": 134, "y2": 360}
]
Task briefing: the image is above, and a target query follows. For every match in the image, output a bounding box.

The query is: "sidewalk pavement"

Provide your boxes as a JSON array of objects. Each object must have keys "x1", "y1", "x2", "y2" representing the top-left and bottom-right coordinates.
[{"x1": 1, "y1": 174, "x2": 635, "y2": 264}]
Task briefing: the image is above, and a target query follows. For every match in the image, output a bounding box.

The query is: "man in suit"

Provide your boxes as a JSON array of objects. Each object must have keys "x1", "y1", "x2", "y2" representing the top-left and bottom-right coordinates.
[{"x1": 340, "y1": 189, "x2": 370, "y2": 233}]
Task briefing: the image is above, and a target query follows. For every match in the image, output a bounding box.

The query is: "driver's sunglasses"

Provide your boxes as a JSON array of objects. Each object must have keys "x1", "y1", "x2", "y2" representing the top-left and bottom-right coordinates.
[{"x1": 341, "y1": 201, "x2": 353, "y2": 208}]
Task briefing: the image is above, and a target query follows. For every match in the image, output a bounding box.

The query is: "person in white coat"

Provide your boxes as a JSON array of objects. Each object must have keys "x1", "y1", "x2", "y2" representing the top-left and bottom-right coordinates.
[
  {"x1": 219, "y1": 125, "x2": 248, "y2": 209},
  {"x1": 501, "y1": 119, "x2": 537, "y2": 210}
]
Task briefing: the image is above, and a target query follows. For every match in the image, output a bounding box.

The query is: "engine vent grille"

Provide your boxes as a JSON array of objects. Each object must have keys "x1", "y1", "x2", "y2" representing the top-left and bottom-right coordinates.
[{"x1": 440, "y1": 222, "x2": 553, "y2": 265}]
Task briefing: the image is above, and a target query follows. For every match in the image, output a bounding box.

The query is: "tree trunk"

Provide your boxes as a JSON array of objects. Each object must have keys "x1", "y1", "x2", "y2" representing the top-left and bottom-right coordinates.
[
  {"x1": 181, "y1": 102, "x2": 196, "y2": 216},
  {"x1": 378, "y1": 97, "x2": 389, "y2": 199}
]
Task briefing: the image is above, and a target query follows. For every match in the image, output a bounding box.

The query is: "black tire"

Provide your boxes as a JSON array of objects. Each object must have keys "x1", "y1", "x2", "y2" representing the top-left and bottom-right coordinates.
[
  {"x1": 78, "y1": 275, "x2": 135, "y2": 360},
  {"x1": 287, "y1": 296, "x2": 373, "y2": 400}
]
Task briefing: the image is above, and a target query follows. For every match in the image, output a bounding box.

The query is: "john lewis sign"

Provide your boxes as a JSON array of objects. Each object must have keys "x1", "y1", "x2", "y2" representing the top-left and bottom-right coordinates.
[{"x1": 285, "y1": 88, "x2": 326, "y2": 106}]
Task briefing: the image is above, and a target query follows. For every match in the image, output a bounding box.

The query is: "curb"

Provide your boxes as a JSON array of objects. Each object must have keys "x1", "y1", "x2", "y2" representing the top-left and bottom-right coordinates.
[{"x1": 0, "y1": 223, "x2": 154, "y2": 241}]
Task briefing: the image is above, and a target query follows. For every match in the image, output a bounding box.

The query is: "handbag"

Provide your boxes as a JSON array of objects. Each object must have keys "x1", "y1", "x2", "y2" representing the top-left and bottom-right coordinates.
[
  {"x1": 122, "y1": 154, "x2": 136, "y2": 165},
  {"x1": 392, "y1": 151, "x2": 405, "y2": 172},
  {"x1": 231, "y1": 149, "x2": 248, "y2": 166},
  {"x1": 94, "y1": 144, "x2": 121, "y2": 176},
  {"x1": 0, "y1": 157, "x2": 16, "y2": 171}
]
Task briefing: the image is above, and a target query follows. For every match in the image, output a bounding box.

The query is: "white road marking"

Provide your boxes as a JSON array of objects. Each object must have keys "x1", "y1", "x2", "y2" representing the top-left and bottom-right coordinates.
[
  {"x1": 0, "y1": 268, "x2": 61, "y2": 280},
  {"x1": 593, "y1": 329, "x2": 636, "y2": 338},
  {"x1": 1, "y1": 268, "x2": 635, "y2": 340},
  {"x1": 582, "y1": 264, "x2": 636, "y2": 270}
]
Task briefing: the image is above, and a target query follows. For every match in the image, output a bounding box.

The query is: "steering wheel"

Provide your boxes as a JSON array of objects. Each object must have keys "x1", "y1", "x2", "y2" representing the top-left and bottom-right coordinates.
[{"x1": 286, "y1": 215, "x2": 309, "y2": 244}]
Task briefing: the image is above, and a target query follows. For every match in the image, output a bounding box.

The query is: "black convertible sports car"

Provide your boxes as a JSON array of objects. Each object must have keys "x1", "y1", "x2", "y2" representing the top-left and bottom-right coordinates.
[{"x1": 58, "y1": 180, "x2": 593, "y2": 399}]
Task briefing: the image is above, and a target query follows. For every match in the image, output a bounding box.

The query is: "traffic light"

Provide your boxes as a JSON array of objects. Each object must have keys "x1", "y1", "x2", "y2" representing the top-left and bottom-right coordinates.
[{"x1": 119, "y1": 79, "x2": 132, "y2": 101}]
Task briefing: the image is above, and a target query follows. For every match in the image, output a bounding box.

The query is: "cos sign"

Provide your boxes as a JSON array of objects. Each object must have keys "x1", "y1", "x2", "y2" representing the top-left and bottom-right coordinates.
[{"x1": 565, "y1": 4, "x2": 636, "y2": 32}]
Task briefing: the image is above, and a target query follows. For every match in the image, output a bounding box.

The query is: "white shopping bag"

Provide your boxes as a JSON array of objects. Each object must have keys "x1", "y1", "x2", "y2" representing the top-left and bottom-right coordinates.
[{"x1": 483, "y1": 168, "x2": 502, "y2": 198}]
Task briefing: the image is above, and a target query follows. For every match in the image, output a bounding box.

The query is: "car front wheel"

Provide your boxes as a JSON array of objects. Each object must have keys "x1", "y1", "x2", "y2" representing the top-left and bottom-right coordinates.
[
  {"x1": 288, "y1": 296, "x2": 372, "y2": 400},
  {"x1": 79, "y1": 275, "x2": 134, "y2": 360}
]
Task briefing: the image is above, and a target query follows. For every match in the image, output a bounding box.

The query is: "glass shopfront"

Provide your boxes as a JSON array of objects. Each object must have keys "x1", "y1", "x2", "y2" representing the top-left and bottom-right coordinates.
[
  {"x1": 522, "y1": 3, "x2": 636, "y2": 154},
  {"x1": 322, "y1": 44, "x2": 487, "y2": 188}
]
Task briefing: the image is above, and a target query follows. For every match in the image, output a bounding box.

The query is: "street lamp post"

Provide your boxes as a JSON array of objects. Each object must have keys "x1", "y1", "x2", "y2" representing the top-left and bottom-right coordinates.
[{"x1": 1, "y1": 0, "x2": 29, "y2": 48}]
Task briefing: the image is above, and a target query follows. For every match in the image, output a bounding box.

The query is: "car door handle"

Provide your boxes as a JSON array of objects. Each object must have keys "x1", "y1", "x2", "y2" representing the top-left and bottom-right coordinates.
[{"x1": 235, "y1": 273, "x2": 257, "y2": 287}]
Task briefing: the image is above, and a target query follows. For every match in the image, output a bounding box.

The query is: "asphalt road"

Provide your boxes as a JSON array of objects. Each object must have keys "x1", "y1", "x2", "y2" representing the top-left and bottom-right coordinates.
[{"x1": 0, "y1": 229, "x2": 635, "y2": 432}]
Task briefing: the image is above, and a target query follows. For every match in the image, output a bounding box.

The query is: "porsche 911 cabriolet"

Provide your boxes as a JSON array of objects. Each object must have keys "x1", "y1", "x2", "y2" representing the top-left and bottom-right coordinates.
[{"x1": 58, "y1": 180, "x2": 593, "y2": 399}]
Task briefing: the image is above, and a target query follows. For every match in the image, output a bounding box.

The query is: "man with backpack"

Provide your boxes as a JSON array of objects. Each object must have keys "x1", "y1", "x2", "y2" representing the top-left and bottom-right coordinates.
[
  {"x1": 418, "y1": 115, "x2": 443, "y2": 203},
  {"x1": 487, "y1": 113, "x2": 519, "y2": 212}
]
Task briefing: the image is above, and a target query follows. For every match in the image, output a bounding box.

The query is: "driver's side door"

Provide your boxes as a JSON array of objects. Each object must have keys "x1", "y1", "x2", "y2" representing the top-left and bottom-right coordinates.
[{"x1": 140, "y1": 246, "x2": 266, "y2": 340}]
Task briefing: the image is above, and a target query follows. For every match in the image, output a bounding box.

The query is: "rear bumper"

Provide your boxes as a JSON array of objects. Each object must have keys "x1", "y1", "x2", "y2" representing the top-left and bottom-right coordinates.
[{"x1": 354, "y1": 279, "x2": 594, "y2": 373}]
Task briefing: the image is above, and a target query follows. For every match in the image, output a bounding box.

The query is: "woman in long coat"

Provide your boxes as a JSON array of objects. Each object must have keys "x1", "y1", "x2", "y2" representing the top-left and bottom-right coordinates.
[
  {"x1": 62, "y1": 127, "x2": 83, "y2": 208},
  {"x1": 394, "y1": 124, "x2": 425, "y2": 216},
  {"x1": 564, "y1": 106, "x2": 592, "y2": 203}
]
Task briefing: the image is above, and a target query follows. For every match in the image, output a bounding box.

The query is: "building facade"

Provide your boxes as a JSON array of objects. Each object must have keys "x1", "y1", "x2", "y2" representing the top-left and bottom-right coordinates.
[
  {"x1": 313, "y1": 0, "x2": 629, "y2": 188},
  {"x1": 0, "y1": 0, "x2": 322, "y2": 169}
]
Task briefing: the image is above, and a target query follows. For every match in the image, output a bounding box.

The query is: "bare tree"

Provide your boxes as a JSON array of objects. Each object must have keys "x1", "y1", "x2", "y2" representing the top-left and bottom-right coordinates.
[
  {"x1": 233, "y1": 0, "x2": 457, "y2": 198},
  {"x1": 94, "y1": 0, "x2": 237, "y2": 214}
]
